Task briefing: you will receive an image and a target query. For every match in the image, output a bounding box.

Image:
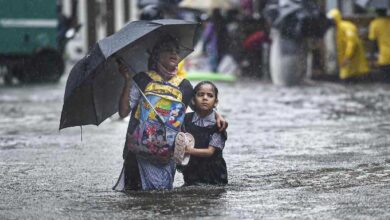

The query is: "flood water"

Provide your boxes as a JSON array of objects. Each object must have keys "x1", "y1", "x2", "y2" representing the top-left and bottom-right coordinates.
[{"x1": 1, "y1": 68, "x2": 390, "y2": 219}]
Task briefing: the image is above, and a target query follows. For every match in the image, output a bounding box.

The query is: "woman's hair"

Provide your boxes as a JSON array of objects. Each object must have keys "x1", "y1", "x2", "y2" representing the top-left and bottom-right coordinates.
[
  {"x1": 148, "y1": 35, "x2": 180, "y2": 70},
  {"x1": 191, "y1": 81, "x2": 219, "y2": 111}
]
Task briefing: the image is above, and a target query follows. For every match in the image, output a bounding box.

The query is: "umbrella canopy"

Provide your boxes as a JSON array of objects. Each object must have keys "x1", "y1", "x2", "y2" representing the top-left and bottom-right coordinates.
[
  {"x1": 355, "y1": 0, "x2": 390, "y2": 9},
  {"x1": 60, "y1": 19, "x2": 199, "y2": 130},
  {"x1": 179, "y1": 0, "x2": 233, "y2": 12}
]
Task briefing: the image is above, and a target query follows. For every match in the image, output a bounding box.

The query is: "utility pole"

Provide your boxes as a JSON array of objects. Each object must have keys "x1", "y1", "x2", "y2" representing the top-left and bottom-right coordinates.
[
  {"x1": 106, "y1": 0, "x2": 115, "y2": 36},
  {"x1": 124, "y1": 0, "x2": 130, "y2": 22},
  {"x1": 87, "y1": 0, "x2": 97, "y2": 50},
  {"x1": 71, "y1": 0, "x2": 79, "y2": 24}
]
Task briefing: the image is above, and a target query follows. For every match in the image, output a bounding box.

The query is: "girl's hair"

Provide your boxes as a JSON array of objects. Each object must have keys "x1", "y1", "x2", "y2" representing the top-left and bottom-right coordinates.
[
  {"x1": 148, "y1": 35, "x2": 180, "y2": 70},
  {"x1": 191, "y1": 81, "x2": 219, "y2": 111}
]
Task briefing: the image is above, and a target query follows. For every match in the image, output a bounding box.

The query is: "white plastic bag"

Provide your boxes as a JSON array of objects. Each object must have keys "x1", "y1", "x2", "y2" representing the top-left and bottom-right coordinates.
[{"x1": 218, "y1": 54, "x2": 239, "y2": 75}]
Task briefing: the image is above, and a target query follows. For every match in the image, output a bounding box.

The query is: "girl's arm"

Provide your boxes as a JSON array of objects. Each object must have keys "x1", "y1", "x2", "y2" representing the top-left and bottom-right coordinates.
[
  {"x1": 185, "y1": 145, "x2": 216, "y2": 158},
  {"x1": 185, "y1": 130, "x2": 226, "y2": 157}
]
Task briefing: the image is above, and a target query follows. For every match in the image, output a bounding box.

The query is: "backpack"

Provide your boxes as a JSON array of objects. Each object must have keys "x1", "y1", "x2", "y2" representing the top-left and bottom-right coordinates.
[{"x1": 127, "y1": 71, "x2": 186, "y2": 164}]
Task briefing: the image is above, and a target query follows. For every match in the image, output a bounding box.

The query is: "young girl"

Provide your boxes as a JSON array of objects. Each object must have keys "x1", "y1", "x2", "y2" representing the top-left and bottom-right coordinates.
[{"x1": 178, "y1": 81, "x2": 228, "y2": 186}]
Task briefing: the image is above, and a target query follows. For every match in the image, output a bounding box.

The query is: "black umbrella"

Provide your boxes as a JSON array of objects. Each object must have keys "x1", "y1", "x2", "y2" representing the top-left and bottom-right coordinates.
[{"x1": 60, "y1": 19, "x2": 199, "y2": 130}]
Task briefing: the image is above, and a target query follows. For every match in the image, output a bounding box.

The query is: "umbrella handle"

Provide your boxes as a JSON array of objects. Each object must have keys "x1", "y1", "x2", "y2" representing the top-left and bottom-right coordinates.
[
  {"x1": 115, "y1": 57, "x2": 136, "y2": 75},
  {"x1": 115, "y1": 57, "x2": 125, "y2": 66},
  {"x1": 132, "y1": 82, "x2": 166, "y2": 122}
]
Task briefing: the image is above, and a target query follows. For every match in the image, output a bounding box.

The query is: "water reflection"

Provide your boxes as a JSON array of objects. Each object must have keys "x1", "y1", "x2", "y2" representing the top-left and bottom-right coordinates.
[
  {"x1": 1, "y1": 79, "x2": 390, "y2": 218},
  {"x1": 62, "y1": 186, "x2": 226, "y2": 218}
]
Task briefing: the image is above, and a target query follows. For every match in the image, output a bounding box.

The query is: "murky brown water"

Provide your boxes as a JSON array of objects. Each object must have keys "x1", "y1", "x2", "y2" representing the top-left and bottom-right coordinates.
[{"x1": 1, "y1": 68, "x2": 390, "y2": 219}]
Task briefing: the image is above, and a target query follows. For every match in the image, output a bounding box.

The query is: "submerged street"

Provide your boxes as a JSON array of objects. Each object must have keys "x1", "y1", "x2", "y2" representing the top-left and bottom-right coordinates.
[{"x1": 1, "y1": 66, "x2": 390, "y2": 219}]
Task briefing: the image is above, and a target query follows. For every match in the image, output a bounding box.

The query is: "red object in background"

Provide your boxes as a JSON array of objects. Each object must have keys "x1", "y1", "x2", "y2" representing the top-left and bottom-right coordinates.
[{"x1": 243, "y1": 31, "x2": 269, "y2": 51}]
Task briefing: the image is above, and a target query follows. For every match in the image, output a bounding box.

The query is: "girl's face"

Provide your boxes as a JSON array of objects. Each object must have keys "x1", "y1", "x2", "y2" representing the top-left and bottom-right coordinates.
[
  {"x1": 158, "y1": 42, "x2": 179, "y2": 71},
  {"x1": 194, "y1": 84, "x2": 217, "y2": 113}
]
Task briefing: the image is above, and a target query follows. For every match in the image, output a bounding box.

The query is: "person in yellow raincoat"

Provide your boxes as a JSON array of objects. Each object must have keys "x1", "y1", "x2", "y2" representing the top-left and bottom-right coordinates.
[
  {"x1": 327, "y1": 9, "x2": 369, "y2": 80},
  {"x1": 368, "y1": 9, "x2": 390, "y2": 70},
  {"x1": 177, "y1": 60, "x2": 187, "y2": 78}
]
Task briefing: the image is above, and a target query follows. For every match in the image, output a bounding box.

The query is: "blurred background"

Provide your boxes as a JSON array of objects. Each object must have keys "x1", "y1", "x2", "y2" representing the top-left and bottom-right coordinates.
[{"x1": 1, "y1": 0, "x2": 389, "y2": 85}]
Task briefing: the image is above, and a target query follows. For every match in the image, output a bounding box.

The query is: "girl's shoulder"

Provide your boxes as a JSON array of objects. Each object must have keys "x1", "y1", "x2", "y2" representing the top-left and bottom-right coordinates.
[{"x1": 185, "y1": 112, "x2": 218, "y2": 128}]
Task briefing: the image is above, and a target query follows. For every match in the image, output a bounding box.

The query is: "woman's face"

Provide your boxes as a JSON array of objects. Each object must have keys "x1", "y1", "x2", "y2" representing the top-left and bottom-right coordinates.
[{"x1": 158, "y1": 42, "x2": 179, "y2": 71}]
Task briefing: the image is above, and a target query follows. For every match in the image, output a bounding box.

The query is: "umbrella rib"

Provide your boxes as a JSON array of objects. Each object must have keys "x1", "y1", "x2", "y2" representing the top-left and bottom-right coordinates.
[
  {"x1": 153, "y1": 28, "x2": 196, "y2": 52},
  {"x1": 179, "y1": 45, "x2": 194, "y2": 52}
]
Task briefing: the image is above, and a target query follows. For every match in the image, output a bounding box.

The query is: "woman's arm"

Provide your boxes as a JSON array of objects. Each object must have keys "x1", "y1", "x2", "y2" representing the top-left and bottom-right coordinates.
[
  {"x1": 119, "y1": 80, "x2": 132, "y2": 118},
  {"x1": 186, "y1": 146, "x2": 216, "y2": 158},
  {"x1": 118, "y1": 63, "x2": 132, "y2": 118},
  {"x1": 214, "y1": 111, "x2": 228, "y2": 132}
]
